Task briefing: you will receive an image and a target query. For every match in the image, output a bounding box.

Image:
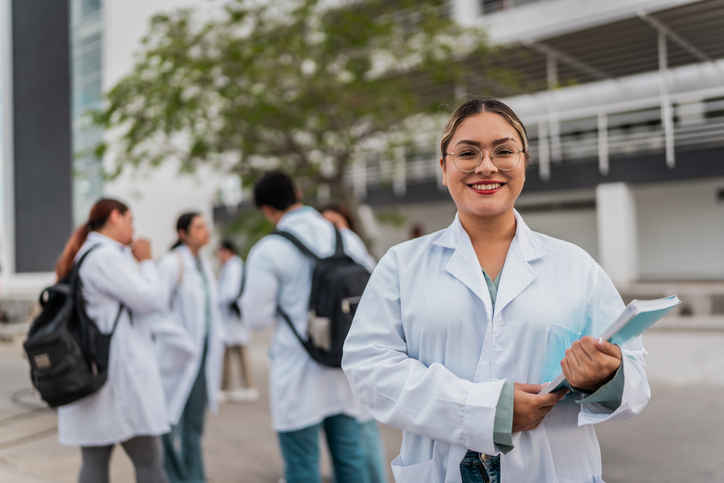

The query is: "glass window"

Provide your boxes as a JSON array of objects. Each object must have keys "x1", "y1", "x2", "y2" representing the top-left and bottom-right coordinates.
[{"x1": 81, "y1": 0, "x2": 101, "y2": 17}]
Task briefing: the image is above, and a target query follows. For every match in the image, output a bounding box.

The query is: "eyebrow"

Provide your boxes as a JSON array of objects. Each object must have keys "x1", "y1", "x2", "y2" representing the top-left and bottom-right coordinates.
[{"x1": 454, "y1": 137, "x2": 518, "y2": 148}]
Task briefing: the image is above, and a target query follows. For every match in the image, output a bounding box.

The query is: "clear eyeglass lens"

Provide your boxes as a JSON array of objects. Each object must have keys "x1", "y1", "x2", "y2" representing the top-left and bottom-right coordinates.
[{"x1": 452, "y1": 144, "x2": 521, "y2": 172}]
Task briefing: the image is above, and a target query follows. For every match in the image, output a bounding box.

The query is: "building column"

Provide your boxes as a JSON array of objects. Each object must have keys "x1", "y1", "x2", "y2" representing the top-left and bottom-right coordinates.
[
  {"x1": 596, "y1": 182, "x2": 639, "y2": 286},
  {"x1": 451, "y1": 0, "x2": 480, "y2": 26}
]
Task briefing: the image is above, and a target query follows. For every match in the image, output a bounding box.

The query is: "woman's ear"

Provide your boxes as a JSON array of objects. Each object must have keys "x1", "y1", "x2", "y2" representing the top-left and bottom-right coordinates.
[
  {"x1": 439, "y1": 157, "x2": 447, "y2": 186},
  {"x1": 108, "y1": 209, "x2": 123, "y2": 226}
]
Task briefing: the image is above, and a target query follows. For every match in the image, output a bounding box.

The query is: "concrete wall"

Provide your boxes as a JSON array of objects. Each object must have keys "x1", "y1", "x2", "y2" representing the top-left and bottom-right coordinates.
[
  {"x1": 636, "y1": 177, "x2": 724, "y2": 281},
  {"x1": 519, "y1": 207, "x2": 599, "y2": 260}
]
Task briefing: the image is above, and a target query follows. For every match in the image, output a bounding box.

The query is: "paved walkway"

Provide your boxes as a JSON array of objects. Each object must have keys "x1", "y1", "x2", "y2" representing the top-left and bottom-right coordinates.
[{"x1": 2, "y1": 324, "x2": 724, "y2": 482}]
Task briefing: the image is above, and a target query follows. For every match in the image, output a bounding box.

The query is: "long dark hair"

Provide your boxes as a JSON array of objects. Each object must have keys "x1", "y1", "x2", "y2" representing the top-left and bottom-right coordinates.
[
  {"x1": 171, "y1": 212, "x2": 201, "y2": 249},
  {"x1": 55, "y1": 198, "x2": 129, "y2": 280}
]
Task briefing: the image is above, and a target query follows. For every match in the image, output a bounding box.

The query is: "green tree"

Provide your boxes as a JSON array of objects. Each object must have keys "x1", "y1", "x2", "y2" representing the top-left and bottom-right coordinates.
[{"x1": 95, "y1": 0, "x2": 506, "y2": 230}]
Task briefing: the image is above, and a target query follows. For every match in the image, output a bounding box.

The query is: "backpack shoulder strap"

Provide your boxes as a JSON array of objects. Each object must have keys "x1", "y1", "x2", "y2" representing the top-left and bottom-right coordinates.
[
  {"x1": 71, "y1": 244, "x2": 101, "y2": 283},
  {"x1": 273, "y1": 231, "x2": 321, "y2": 261},
  {"x1": 236, "y1": 259, "x2": 246, "y2": 300},
  {"x1": 332, "y1": 226, "x2": 345, "y2": 257},
  {"x1": 110, "y1": 303, "x2": 127, "y2": 334}
]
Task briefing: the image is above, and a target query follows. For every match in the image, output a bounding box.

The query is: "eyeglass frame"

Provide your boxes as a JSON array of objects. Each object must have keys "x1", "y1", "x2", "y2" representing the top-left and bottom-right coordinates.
[{"x1": 444, "y1": 143, "x2": 525, "y2": 173}]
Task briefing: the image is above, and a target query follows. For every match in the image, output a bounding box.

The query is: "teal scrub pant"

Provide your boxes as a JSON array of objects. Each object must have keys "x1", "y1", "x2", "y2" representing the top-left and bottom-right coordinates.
[{"x1": 162, "y1": 345, "x2": 207, "y2": 483}]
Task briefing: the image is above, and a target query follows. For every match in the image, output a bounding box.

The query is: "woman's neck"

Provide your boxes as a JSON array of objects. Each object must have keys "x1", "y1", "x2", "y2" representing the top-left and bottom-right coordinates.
[
  {"x1": 95, "y1": 227, "x2": 127, "y2": 246},
  {"x1": 458, "y1": 209, "x2": 517, "y2": 246},
  {"x1": 185, "y1": 243, "x2": 201, "y2": 257}
]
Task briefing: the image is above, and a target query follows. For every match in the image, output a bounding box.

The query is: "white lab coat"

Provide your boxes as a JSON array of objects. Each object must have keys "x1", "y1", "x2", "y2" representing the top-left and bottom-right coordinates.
[
  {"x1": 342, "y1": 212, "x2": 650, "y2": 483},
  {"x1": 218, "y1": 255, "x2": 251, "y2": 346},
  {"x1": 155, "y1": 245, "x2": 226, "y2": 425},
  {"x1": 240, "y1": 206, "x2": 376, "y2": 432},
  {"x1": 58, "y1": 232, "x2": 169, "y2": 446}
]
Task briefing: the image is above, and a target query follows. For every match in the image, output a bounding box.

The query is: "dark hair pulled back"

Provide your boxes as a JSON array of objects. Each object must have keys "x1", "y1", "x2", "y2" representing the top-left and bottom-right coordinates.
[
  {"x1": 172, "y1": 212, "x2": 201, "y2": 249},
  {"x1": 55, "y1": 198, "x2": 129, "y2": 280}
]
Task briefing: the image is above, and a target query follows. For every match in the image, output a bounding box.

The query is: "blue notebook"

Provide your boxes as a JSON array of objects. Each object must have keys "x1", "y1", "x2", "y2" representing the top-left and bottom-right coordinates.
[{"x1": 539, "y1": 295, "x2": 681, "y2": 395}]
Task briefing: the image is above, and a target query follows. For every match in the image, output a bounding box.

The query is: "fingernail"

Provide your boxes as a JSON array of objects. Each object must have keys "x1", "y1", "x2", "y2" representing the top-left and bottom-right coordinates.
[{"x1": 597, "y1": 337, "x2": 604, "y2": 347}]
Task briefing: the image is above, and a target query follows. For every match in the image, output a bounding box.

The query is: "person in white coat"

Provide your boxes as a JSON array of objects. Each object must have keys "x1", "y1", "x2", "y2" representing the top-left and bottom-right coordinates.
[
  {"x1": 156, "y1": 212, "x2": 225, "y2": 483},
  {"x1": 55, "y1": 198, "x2": 169, "y2": 483},
  {"x1": 240, "y1": 171, "x2": 376, "y2": 483},
  {"x1": 216, "y1": 239, "x2": 258, "y2": 402},
  {"x1": 342, "y1": 98, "x2": 651, "y2": 483}
]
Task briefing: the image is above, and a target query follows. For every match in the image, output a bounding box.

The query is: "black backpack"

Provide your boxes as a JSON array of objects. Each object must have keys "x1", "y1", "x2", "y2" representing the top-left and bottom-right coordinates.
[
  {"x1": 23, "y1": 246, "x2": 125, "y2": 408},
  {"x1": 274, "y1": 227, "x2": 371, "y2": 368}
]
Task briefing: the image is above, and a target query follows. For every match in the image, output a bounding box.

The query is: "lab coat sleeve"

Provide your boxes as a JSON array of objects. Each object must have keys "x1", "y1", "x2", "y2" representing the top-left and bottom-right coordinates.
[
  {"x1": 82, "y1": 249, "x2": 164, "y2": 315},
  {"x1": 218, "y1": 259, "x2": 243, "y2": 306},
  {"x1": 578, "y1": 265, "x2": 651, "y2": 425},
  {"x1": 239, "y1": 241, "x2": 281, "y2": 331},
  {"x1": 343, "y1": 251, "x2": 506, "y2": 455}
]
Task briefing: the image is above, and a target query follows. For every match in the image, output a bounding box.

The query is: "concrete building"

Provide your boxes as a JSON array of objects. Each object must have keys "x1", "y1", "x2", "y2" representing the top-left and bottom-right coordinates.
[
  {"x1": 347, "y1": 0, "x2": 724, "y2": 314},
  {"x1": 1, "y1": 0, "x2": 74, "y2": 298},
  {"x1": 2, "y1": 0, "x2": 722, "y2": 315},
  {"x1": 0, "y1": 0, "x2": 229, "y2": 299}
]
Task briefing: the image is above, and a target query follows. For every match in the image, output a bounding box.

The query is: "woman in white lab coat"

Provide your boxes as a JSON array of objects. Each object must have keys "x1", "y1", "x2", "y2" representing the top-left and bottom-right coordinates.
[
  {"x1": 156, "y1": 212, "x2": 225, "y2": 483},
  {"x1": 55, "y1": 198, "x2": 169, "y2": 483},
  {"x1": 342, "y1": 98, "x2": 650, "y2": 483},
  {"x1": 216, "y1": 239, "x2": 258, "y2": 402}
]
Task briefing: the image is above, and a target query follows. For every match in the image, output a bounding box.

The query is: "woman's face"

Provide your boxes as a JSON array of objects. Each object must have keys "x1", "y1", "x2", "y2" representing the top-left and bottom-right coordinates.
[
  {"x1": 114, "y1": 210, "x2": 135, "y2": 245},
  {"x1": 182, "y1": 216, "x2": 211, "y2": 249},
  {"x1": 440, "y1": 112, "x2": 526, "y2": 223}
]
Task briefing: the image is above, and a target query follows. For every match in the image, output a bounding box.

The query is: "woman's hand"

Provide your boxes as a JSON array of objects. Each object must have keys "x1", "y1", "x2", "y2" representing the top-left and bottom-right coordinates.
[
  {"x1": 512, "y1": 384, "x2": 569, "y2": 432},
  {"x1": 560, "y1": 336, "x2": 621, "y2": 393},
  {"x1": 131, "y1": 238, "x2": 153, "y2": 262}
]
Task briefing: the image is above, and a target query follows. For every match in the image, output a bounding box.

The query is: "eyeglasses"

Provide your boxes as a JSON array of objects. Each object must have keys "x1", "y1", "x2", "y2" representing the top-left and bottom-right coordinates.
[{"x1": 445, "y1": 143, "x2": 523, "y2": 172}]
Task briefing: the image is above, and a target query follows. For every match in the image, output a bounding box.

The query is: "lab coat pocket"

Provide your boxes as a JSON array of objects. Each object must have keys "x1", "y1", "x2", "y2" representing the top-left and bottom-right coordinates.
[
  {"x1": 391, "y1": 455, "x2": 438, "y2": 483},
  {"x1": 543, "y1": 324, "x2": 580, "y2": 383}
]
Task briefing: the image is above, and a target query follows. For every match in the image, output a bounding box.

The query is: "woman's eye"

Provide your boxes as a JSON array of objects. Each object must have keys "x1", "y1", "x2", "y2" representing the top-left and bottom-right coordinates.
[
  {"x1": 458, "y1": 150, "x2": 477, "y2": 158},
  {"x1": 495, "y1": 147, "x2": 515, "y2": 156}
]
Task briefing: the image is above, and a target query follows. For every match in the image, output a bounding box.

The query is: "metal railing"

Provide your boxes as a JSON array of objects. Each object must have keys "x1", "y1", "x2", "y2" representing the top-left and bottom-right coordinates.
[{"x1": 345, "y1": 86, "x2": 724, "y2": 197}]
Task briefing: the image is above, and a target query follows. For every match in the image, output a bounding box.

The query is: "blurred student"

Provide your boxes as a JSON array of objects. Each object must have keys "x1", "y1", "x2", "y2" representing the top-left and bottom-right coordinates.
[
  {"x1": 240, "y1": 172, "x2": 375, "y2": 483},
  {"x1": 217, "y1": 240, "x2": 258, "y2": 402},
  {"x1": 55, "y1": 198, "x2": 169, "y2": 483},
  {"x1": 321, "y1": 205, "x2": 387, "y2": 483},
  {"x1": 156, "y1": 213, "x2": 225, "y2": 483},
  {"x1": 321, "y1": 203, "x2": 357, "y2": 233}
]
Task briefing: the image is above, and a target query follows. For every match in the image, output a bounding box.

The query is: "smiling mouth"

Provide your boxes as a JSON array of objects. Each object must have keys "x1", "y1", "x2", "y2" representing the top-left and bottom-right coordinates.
[{"x1": 468, "y1": 182, "x2": 504, "y2": 190}]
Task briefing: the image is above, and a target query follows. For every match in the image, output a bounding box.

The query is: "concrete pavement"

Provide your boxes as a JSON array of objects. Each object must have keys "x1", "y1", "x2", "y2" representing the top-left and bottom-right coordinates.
[{"x1": 1, "y1": 325, "x2": 723, "y2": 482}]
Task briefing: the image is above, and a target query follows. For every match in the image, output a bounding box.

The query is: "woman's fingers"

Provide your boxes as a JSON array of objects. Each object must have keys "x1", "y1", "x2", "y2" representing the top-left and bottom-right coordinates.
[
  {"x1": 562, "y1": 336, "x2": 622, "y2": 392},
  {"x1": 512, "y1": 384, "x2": 569, "y2": 432}
]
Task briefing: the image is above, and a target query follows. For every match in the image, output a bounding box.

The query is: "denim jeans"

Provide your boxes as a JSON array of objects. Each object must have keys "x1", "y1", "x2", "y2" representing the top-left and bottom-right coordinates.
[
  {"x1": 359, "y1": 420, "x2": 387, "y2": 483},
  {"x1": 277, "y1": 413, "x2": 367, "y2": 483},
  {"x1": 459, "y1": 450, "x2": 500, "y2": 483}
]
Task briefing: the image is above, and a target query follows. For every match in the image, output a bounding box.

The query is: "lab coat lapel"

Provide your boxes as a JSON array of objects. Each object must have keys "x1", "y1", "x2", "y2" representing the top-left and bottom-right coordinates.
[
  {"x1": 494, "y1": 211, "x2": 546, "y2": 318},
  {"x1": 435, "y1": 215, "x2": 494, "y2": 319}
]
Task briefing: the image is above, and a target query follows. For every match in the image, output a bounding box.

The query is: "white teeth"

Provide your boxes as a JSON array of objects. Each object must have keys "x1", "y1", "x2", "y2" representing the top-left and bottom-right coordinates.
[{"x1": 471, "y1": 183, "x2": 501, "y2": 190}]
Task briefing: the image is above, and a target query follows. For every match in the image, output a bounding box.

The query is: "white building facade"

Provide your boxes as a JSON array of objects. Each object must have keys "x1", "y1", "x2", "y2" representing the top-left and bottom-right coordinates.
[{"x1": 352, "y1": 0, "x2": 724, "y2": 300}]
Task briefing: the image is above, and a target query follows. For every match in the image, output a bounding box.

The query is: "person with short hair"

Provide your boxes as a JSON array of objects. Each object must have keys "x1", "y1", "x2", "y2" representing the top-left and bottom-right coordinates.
[
  {"x1": 240, "y1": 172, "x2": 375, "y2": 483},
  {"x1": 342, "y1": 98, "x2": 651, "y2": 483},
  {"x1": 216, "y1": 239, "x2": 258, "y2": 402},
  {"x1": 55, "y1": 198, "x2": 169, "y2": 483},
  {"x1": 156, "y1": 213, "x2": 225, "y2": 483}
]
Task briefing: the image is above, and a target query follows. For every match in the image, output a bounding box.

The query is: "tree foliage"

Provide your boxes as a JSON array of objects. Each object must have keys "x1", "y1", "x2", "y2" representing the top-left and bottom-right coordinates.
[{"x1": 94, "y1": 0, "x2": 501, "y2": 215}]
